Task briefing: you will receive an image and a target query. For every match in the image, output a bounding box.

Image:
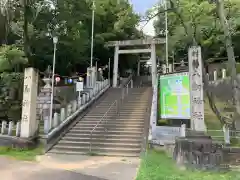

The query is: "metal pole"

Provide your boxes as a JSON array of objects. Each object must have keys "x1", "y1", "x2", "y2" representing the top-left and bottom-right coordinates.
[
  {"x1": 90, "y1": 0, "x2": 95, "y2": 68},
  {"x1": 165, "y1": 0, "x2": 169, "y2": 71},
  {"x1": 108, "y1": 58, "x2": 110, "y2": 82},
  {"x1": 172, "y1": 51, "x2": 175, "y2": 72},
  {"x1": 95, "y1": 60, "x2": 97, "y2": 82},
  {"x1": 49, "y1": 39, "x2": 57, "y2": 131}
]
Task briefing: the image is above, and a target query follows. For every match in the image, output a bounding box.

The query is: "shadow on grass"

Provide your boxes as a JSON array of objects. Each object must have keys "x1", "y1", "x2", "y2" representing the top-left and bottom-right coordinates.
[
  {"x1": 0, "y1": 145, "x2": 44, "y2": 161},
  {"x1": 136, "y1": 149, "x2": 240, "y2": 180}
]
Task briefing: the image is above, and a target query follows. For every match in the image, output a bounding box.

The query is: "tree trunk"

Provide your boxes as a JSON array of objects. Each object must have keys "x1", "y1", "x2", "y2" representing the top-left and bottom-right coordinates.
[
  {"x1": 216, "y1": 0, "x2": 240, "y2": 129},
  {"x1": 23, "y1": 0, "x2": 32, "y2": 65}
]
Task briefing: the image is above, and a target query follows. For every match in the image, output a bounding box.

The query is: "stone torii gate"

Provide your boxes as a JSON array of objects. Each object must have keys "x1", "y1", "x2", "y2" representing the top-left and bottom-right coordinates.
[{"x1": 106, "y1": 38, "x2": 165, "y2": 87}]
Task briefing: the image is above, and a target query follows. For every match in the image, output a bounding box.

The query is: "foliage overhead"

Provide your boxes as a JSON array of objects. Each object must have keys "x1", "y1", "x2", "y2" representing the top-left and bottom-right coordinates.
[
  {"x1": 153, "y1": 0, "x2": 240, "y2": 63},
  {"x1": 0, "y1": 0, "x2": 141, "y2": 75}
]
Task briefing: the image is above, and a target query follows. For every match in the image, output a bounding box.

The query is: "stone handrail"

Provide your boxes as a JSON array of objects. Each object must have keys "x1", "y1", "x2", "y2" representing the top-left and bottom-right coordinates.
[{"x1": 44, "y1": 79, "x2": 110, "y2": 151}]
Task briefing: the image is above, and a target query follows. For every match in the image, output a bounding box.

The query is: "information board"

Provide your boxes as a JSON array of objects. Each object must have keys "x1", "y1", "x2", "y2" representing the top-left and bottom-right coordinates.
[
  {"x1": 76, "y1": 81, "x2": 83, "y2": 92},
  {"x1": 159, "y1": 72, "x2": 190, "y2": 119}
]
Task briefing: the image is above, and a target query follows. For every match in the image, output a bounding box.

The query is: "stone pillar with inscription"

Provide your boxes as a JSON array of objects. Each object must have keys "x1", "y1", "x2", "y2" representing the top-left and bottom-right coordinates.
[
  {"x1": 151, "y1": 43, "x2": 157, "y2": 87},
  {"x1": 188, "y1": 46, "x2": 206, "y2": 131},
  {"x1": 21, "y1": 68, "x2": 38, "y2": 138}
]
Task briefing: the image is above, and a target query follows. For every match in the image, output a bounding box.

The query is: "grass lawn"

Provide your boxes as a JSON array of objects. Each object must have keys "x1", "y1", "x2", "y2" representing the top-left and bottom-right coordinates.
[
  {"x1": 0, "y1": 146, "x2": 43, "y2": 161},
  {"x1": 136, "y1": 150, "x2": 240, "y2": 180}
]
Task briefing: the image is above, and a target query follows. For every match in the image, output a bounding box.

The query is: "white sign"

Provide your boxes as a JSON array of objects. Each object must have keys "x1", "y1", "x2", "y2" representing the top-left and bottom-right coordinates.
[
  {"x1": 188, "y1": 46, "x2": 206, "y2": 131},
  {"x1": 76, "y1": 81, "x2": 83, "y2": 92}
]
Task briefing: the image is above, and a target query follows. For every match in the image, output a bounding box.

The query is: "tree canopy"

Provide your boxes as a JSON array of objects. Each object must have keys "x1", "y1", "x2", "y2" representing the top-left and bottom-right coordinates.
[
  {"x1": 153, "y1": 0, "x2": 240, "y2": 64},
  {"x1": 0, "y1": 0, "x2": 141, "y2": 75}
]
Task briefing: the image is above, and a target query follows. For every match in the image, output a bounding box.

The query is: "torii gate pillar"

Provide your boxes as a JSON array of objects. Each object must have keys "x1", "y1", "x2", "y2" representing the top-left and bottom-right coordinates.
[
  {"x1": 106, "y1": 38, "x2": 165, "y2": 88},
  {"x1": 113, "y1": 45, "x2": 119, "y2": 87}
]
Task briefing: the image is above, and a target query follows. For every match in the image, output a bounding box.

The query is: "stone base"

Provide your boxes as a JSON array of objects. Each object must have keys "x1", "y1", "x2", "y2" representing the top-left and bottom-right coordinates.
[{"x1": 0, "y1": 135, "x2": 39, "y2": 150}]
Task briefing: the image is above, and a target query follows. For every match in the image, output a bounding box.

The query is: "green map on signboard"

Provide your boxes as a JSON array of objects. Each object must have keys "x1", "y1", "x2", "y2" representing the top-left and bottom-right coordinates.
[{"x1": 159, "y1": 72, "x2": 190, "y2": 119}]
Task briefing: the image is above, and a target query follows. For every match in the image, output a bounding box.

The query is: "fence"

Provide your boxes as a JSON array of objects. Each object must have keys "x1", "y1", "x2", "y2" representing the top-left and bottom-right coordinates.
[{"x1": 0, "y1": 120, "x2": 21, "y2": 137}]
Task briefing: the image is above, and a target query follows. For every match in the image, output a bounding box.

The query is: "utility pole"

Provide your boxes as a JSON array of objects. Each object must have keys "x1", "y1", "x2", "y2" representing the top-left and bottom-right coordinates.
[
  {"x1": 90, "y1": 0, "x2": 95, "y2": 68},
  {"x1": 165, "y1": 0, "x2": 169, "y2": 72}
]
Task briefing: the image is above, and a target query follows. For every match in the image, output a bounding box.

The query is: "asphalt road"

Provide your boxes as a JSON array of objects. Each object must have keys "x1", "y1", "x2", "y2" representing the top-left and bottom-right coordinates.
[
  {"x1": 0, "y1": 156, "x2": 106, "y2": 180},
  {"x1": 0, "y1": 154, "x2": 140, "y2": 180}
]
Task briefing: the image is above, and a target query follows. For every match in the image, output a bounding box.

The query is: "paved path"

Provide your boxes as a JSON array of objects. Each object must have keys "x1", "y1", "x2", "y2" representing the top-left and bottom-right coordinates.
[{"x1": 0, "y1": 155, "x2": 140, "y2": 180}]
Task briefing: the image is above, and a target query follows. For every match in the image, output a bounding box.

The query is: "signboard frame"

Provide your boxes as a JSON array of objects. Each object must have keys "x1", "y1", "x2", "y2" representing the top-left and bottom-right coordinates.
[{"x1": 158, "y1": 71, "x2": 191, "y2": 120}]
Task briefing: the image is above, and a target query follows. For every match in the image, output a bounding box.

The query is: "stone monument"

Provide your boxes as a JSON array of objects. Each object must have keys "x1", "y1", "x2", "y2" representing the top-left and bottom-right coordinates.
[
  {"x1": 20, "y1": 68, "x2": 38, "y2": 138},
  {"x1": 188, "y1": 46, "x2": 206, "y2": 131}
]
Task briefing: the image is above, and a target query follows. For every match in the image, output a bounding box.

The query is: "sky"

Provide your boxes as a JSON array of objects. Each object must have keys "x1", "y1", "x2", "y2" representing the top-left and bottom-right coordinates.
[
  {"x1": 130, "y1": 0, "x2": 159, "y2": 15},
  {"x1": 129, "y1": 0, "x2": 159, "y2": 36}
]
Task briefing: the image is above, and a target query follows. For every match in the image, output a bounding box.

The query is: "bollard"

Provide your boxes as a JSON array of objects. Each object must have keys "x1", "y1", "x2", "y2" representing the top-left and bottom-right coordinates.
[
  {"x1": 88, "y1": 92, "x2": 91, "y2": 100},
  {"x1": 91, "y1": 89, "x2": 94, "y2": 97},
  {"x1": 16, "y1": 122, "x2": 21, "y2": 137},
  {"x1": 82, "y1": 94, "x2": 86, "y2": 104},
  {"x1": 67, "y1": 104, "x2": 72, "y2": 116},
  {"x1": 94, "y1": 87, "x2": 97, "y2": 95},
  {"x1": 168, "y1": 64, "x2": 172, "y2": 73},
  {"x1": 44, "y1": 118, "x2": 49, "y2": 134},
  {"x1": 223, "y1": 124, "x2": 230, "y2": 144},
  {"x1": 222, "y1": 69, "x2": 226, "y2": 79},
  {"x1": 206, "y1": 73, "x2": 209, "y2": 81},
  {"x1": 8, "y1": 121, "x2": 13, "y2": 136},
  {"x1": 96, "y1": 83, "x2": 99, "y2": 93},
  {"x1": 72, "y1": 100, "x2": 77, "y2": 112},
  {"x1": 213, "y1": 70, "x2": 217, "y2": 81},
  {"x1": 180, "y1": 124, "x2": 186, "y2": 137},
  {"x1": 60, "y1": 108, "x2": 66, "y2": 122},
  {"x1": 78, "y1": 97, "x2": 82, "y2": 108},
  {"x1": 53, "y1": 112, "x2": 59, "y2": 128},
  {"x1": 1, "y1": 121, "x2": 6, "y2": 134}
]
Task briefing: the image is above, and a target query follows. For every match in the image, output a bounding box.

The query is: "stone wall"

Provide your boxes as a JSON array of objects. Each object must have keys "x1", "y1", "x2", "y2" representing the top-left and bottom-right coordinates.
[{"x1": 174, "y1": 134, "x2": 240, "y2": 171}]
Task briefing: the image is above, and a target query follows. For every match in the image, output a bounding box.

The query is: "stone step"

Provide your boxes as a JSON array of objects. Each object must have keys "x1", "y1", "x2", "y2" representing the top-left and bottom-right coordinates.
[
  {"x1": 61, "y1": 136, "x2": 142, "y2": 143},
  {"x1": 57, "y1": 141, "x2": 141, "y2": 149},
  {"x1": 69, "y1": 129, "x2": 143, "y2": 135},
  {"x1": 117, "y1": 105, "x2": 148, "y2": 108},
  {"x1": 79, "y1": 118, "x2": 145, "y2": 122},
  {"x1": 48, "y1": 149, "x2": 140, "y2": 157},
  {"x1": 85, "y1": 114, "x2": 145, "y2": 118},
  {"x1": 118, "y1": 108, "x2": 148, "y2": 111},
  {"x1": 65, "y1": 133, "x2": 142, "y2": 139},
  {"x1": 86, "y1": 112, "x2": 146, "y2": 116},
  {"x1": 74, "y1": 123, "x2": 144, "y2": 128},
  {"x1": 51, "y1": 146, "x2": 141, "y2": 155},
  {"x1": 49, "y1": 87, "x2": 151, "y2": 157},
  {"x1": 71, "y1": 126, "x2": 143, "y2": 131}
]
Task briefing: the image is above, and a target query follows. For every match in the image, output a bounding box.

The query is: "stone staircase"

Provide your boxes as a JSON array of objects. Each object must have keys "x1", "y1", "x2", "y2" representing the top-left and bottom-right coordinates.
[{"x1": 48, "y1": 87, "x2": 152, "y2": 157}]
